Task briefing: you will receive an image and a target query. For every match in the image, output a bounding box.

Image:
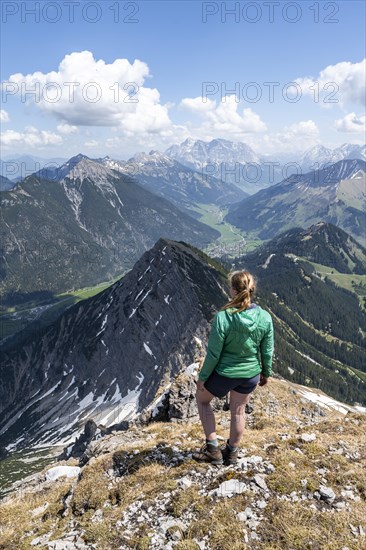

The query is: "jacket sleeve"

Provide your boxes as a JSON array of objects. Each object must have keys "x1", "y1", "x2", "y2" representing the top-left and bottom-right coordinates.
[
  {"x1": 259, "y1": 317, "x2": 274, "y2": 378},
  {"x1": 198, "y1": 312, "x2": 226, "y2": 382}
]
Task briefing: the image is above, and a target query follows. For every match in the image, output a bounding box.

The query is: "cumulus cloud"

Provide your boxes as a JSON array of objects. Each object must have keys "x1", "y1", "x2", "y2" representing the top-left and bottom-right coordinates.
[
  {"x1": 295, "y1": 59, "x2": 366, "y2": 107},
  {"x1": 334, "y1": 112, "x2": 366, "y2": 133},
  {"x1": 2, "y1": 50, "x2": 172, "y2": 135},
  {"x1": 248, "y1": 120, "x2": 320, "y2": 154},
  {"x1": 0, "y1": 126, "x2": 63, "y2": 148},
  {"x1": 0, "y1": 109, "x2": 10, "y2": 122},
  {"x1": 180, "y1": 95, "x2": 267, "y2": 138},
  {"x1": 57, "y1": 122, "x2": 78, "y2": 134}
]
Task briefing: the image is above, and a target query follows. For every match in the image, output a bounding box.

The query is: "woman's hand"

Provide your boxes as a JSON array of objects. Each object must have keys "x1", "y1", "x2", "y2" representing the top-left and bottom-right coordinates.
[
  {"x1": 196, "y1": 379, "x2": 205, "y2": 392},
  {"x1": 259, "y1": 374, "x2": 268, "y2": 387}
]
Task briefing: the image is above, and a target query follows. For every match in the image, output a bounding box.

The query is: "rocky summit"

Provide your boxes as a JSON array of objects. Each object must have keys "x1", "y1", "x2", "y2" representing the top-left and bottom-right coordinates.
[{"x1": 0, "y1": 375, "x2": 365, "y2": 549}]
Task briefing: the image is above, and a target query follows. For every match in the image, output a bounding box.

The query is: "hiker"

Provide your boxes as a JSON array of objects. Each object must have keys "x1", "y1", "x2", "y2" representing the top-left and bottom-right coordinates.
[{"x1": 193, "y1": 270, "x2": 274, "y2": 465}]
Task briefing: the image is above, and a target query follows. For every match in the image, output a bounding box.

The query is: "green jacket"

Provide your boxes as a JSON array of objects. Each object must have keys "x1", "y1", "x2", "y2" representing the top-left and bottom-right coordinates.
[{"x1": 198, "y1": 304, "x2": 274, "y2": 382}]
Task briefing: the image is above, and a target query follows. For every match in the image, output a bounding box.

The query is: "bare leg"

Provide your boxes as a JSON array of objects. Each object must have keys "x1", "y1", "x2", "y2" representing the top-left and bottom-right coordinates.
[
  {"x1": 195, "y1": 385, "x2": 217, "y2": 441},
  {"x1": 229, "y1": 390, "x2": 251, "y2": 448}
]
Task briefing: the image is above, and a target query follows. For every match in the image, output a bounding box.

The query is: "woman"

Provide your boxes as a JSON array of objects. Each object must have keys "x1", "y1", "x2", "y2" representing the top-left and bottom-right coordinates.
[{"x1": 193, "y1": 270, "x2": 274, "y2": 465}]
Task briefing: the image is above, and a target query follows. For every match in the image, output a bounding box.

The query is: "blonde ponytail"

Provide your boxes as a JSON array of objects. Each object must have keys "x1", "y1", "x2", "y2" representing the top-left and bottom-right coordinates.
[{"x1": 220, "y1": 270, "x2": 256, "y2": 314}]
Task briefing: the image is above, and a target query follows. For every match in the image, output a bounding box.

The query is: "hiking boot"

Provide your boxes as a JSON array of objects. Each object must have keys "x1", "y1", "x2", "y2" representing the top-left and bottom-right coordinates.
[
  {"x1": 222, "y1": 440, "x2": 239, "y2": 465},
  {"x1": 192, "y1": 442, "x2": 223, "y2": 465}
]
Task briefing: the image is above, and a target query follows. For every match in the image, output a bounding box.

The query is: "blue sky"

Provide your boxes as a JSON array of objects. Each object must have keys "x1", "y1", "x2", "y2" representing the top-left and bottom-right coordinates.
[{"x1": 1, "y1": 0, "x2": 365, "y2": 159}]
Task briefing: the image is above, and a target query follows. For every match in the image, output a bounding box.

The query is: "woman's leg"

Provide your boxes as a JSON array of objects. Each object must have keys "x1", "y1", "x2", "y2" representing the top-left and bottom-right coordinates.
[
  {"x1": 195, "y1": 385, "x2": 217, "y2": 441},
  {"x1": 228, "y1": 389, "x2": 251, "y2": 447}
]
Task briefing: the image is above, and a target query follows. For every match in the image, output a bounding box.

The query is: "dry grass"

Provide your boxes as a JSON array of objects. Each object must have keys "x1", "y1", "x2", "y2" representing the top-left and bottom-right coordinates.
[
  {"x1": 260, "y1": 499, "x2": 366, "y2": 550},
  {"x1": 0, "y1": 480, "x2": 73, "y2": 548},
  {"x1": 1, "y1": 378, "x2": 365, "y2": 549}
]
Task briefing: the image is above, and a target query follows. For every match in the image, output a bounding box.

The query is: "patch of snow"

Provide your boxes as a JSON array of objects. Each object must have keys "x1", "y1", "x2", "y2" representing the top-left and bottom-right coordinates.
[
  {"x1": 143, "y1": 342, "x2": 154, "y2": 356},
  {"x1": 45, "y1": 466, "x2": 81, "y2": 481},
  {"x1": 288, "y1": 367, "x2": 294, "y2": 375},
  {"x1": 138, "y1": 266, "x2": 150, "y2": 281},
  {"x1": 135, "y1": 286, "x2": 146, "y2": 301},
  {"x1": 96, "y1": 314, "x2": 108, "y2": 337},
  {"x1": 296, "y1": 387, "x2": 363, "y2": 415},
  {"x1": 129, "y1": 308, "x2": 137, "y2": 318}
]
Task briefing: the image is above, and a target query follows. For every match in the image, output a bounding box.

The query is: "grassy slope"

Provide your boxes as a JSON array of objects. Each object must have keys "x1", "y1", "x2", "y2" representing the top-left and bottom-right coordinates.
[{"x1": 302, "y1": 258, "x2": 366, "y2": 311}]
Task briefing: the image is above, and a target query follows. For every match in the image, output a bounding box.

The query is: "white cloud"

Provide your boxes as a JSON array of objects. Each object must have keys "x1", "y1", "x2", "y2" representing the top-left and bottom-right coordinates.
[
  {"x1": 84, "y1": 140, "x2": 99, "y2": 147},
  {"x1": 57, "y1": 122, "x2": 78, "y2": 134},
  {"x1": 248, "y1": 120, "x2": 320, "y2": 154},
  {"x1": 0, "y1": 109, "x2": 10, "y2": 122},
  {"x1": 180, "y1": 95, "x2": 267, "y2": 139},
  {"x1": 334, "y1": 112, "x2": 366, "y2": 133},
  {"x1": 295, "y1": 59, "x2": 366, "y2": 108},
  {"x1": 3, "y1": 50, "x2": 172, "y2": 135},
  {"x1": 0, "y1": 126, "x2": 63, "y2": 148}
]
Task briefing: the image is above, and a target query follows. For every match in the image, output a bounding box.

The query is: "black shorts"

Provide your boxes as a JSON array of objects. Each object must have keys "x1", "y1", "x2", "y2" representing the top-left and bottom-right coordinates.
[{"x1": 204, "y1": 371, "x2": 260, "y2": 399}]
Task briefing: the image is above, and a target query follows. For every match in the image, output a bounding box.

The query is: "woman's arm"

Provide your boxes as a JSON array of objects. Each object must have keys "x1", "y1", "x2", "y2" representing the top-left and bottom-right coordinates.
[
  {"x1": 198, "y1": 313, "x2": 226, "y2": 382},
  {"x1": 259, "y1": 317, "x2": 274, "y2": 379}
]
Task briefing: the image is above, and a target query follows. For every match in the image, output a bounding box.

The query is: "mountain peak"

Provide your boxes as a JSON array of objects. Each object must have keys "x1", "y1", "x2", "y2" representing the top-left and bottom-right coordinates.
[{"x1": 0, "y1": 237, "x2": 229, "y2": 452}]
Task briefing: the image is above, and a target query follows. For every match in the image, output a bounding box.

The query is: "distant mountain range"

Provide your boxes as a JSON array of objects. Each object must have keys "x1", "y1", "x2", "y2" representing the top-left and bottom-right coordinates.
[
  {"x1": 165, "y1": 138, "x2": 261, "y2": 169},
  {"x1": 99, "y1": 149, "x2": 248, "y2": 215},
  {"x1": 300, "y1": 143, "x2": 366, "y2": 172},
  {"x1": 0, "y1": 155, "x2": 68, "y2": 184},
  {"x1": 0, "y1": 154, "x2": 219, "y2": 304},
  {"x1": 165, "y1": 139, "x2": 366, "y2": 194},
  {"x1": 226, "y1": 159, "x2": 366, "y2": 246}
]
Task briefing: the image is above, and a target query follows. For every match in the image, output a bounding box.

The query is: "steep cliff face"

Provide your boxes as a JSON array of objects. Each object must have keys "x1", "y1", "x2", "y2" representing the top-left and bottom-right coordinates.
[{"x1": 0, "y1": 238, "x2": 230, "y2": 454}]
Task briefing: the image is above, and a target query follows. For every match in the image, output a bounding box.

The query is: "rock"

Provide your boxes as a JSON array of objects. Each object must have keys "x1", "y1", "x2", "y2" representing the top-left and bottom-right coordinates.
[
  {"x1": 47, "y1": 541, "x2": 78, "y2": 550},
  {"x1": 253, "y1": 474, "x2": 268, "y2": 491},
  {"x1": 31, "y1": 535, "x2": 50, "y2": 546},
  {"x1": 58, "y1": 420, "x2": 100, "y2": 461},
  {"x1": 210, "y1": 479, "x2": 247, "y2": 498},
  {"x1": 31, "y1": 502, "x2": 49, "y2": 517},
  {"x1": 158, "y1": 518, "x2": 186, "y2": 535},
  {"x1": 256, "y1": 500, "x2": 267, "y2": 509},
  {"x1": 333, "y1": 501, "x2": 346, "y2": 510},
  {"x1": 319, "y1": 485, "x2": 336, "y2": 503},
  {"x1": 238, "y1": 507, "x2": 253, "y2": 521},
  {"x1": 300, "y1": 433, "x2": 316, "y2": 443},
  {"x1": 91, "y1": 509, "x2": 103, "y2": 523},
  {"x1": 247, "y1": 456, "x2": 263, "y2": 465},
  {"x1": 237, "y1": 458, "x2": 248, "y2": 470},
  {"x1": 341, "y1": 489, "x2": 355, "y2": 499},
  {"x1": 177, "y1": 476, "x2": 192, "y2": 489}
]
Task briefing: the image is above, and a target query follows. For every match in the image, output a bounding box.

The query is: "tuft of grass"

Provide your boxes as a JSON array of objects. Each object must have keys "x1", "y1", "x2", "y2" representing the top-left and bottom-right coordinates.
[
  {"x1": 261, "y1": 499, "x2": 366, "y2": 549},
  {"x1": 71, "y1": 457, "x2": 111, "y2": 515}
]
